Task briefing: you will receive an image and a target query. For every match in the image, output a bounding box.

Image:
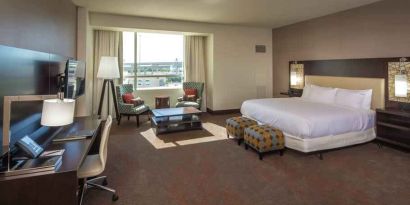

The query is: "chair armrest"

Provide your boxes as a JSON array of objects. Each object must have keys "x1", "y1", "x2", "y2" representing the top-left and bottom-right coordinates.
[{"x1": 119, "y1": 103, "x2": 134, "y2": 113}]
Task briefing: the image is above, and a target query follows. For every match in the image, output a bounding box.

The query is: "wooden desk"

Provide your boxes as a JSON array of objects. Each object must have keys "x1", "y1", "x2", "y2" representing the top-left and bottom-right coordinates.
[{"x1": 0, "y1": 116, "x2": 102, "y2": 205}]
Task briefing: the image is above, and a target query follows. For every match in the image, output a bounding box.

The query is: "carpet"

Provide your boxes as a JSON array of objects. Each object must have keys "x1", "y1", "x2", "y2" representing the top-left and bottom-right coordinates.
[{"x1": 84, "y1": 113, "x2": 410, "y2": 205}]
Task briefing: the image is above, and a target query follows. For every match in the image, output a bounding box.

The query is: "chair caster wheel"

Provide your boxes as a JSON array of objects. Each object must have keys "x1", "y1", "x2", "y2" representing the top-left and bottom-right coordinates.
[
  {"x1": 102, "y1": 179, "x2": 108, "y2": 186},
  {"x1": 112, "y1": 194, "x2": 119, "y2": 201}
]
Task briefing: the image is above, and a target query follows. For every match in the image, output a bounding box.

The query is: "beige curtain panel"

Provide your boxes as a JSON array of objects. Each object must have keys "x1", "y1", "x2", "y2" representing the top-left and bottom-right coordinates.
[
  {"x1": 92, "y1": 30, "x2": 123, "y2": 118},
  {"x1": 184, "y1": 35, "x2": 207, "y2": 111}
]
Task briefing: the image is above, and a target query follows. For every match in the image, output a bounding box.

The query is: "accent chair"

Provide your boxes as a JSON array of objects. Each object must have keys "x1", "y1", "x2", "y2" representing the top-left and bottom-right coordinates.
[
  {"x1": 176, "y1": 82, "x2": 204, "y2": 109},
  {"x1": 115, "y1": 84, "x2": 150, "y2": 126}
]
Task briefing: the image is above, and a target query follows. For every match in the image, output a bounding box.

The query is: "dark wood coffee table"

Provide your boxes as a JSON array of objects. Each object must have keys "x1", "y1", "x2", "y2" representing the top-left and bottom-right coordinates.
[{"x1": 150, "y1": 107, "x2": 202, "y2": 135}]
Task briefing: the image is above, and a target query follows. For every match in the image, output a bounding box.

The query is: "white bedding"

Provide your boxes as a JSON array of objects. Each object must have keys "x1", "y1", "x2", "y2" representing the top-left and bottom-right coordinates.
[{"x1": 240, "y1": 98, "x2": 375, "y2": 139}]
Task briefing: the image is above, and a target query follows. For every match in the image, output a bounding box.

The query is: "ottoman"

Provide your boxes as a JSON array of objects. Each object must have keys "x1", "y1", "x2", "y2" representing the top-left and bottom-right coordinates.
[
  {"x1": 244, "y1": 125, "x2": 285, "y2": 160},
  {"x1": 226, "y1": 117, "x2": 257, "y2": 145}
]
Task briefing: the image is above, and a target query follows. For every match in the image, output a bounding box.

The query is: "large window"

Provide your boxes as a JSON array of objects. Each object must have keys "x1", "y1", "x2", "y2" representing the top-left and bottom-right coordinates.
[{"x1": 122, "y1": 32, "x2": 184, "y2": 89}]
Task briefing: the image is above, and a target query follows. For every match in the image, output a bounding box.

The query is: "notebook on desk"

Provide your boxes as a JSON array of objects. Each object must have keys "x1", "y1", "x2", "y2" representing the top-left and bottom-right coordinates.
[
  {"x1": 52, "y1": 129, "x2": 95, "y2": 142},
  {"x1": 0, "y1": 156, "x2": 62, "y2": 176}
]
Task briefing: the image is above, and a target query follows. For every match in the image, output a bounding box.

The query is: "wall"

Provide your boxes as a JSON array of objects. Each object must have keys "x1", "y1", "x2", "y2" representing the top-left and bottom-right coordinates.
[
  {"x1": 0, "y1": 0, "x2": 89, "y2": 116},
  {"x1": 76, "y1": 7, "x2": 95, "y2": 116},
  {"x1": 89, "y1": 13, "x2": 273, "y2": 111},
  {"x1": 272, "y1": 0, "x2": 410, "y2": 96},
  {"x1": 0, "y1": 0, "x2": 77, "y2": 57}
]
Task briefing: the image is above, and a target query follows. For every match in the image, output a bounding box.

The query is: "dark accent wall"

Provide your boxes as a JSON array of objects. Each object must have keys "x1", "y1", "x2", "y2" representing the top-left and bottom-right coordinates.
[
  {"x1": 0, "y1": 0, "x2": 77, "y2": 153},
  {"x1": 0, "y1": 0, "x2": 77, "y2": 57},
  {"x1": 272, "y1": 0, "x2": 410, "y2": 96}
]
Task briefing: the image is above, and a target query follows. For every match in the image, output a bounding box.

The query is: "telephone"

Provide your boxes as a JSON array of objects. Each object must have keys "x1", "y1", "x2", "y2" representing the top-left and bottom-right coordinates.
[{"x1": 15, "y1": 136, "x2": 44, "y2": 158}]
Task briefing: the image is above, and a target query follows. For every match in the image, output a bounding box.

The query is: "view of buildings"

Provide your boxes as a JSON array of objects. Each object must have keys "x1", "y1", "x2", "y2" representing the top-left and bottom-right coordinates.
[{"x1": 123, "y1": 59, "x2": 183, "y2": 89}]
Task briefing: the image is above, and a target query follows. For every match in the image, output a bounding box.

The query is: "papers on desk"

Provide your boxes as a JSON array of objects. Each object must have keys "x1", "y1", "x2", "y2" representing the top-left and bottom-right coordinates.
[
  {"x1": 40, "y1": 149, "x2": 65, "y2": 157},
  {"x1": 0, "y1": 156, "x2": 62, "y2": 176},
  {"x1": 52, "y1": 129, "x2": 94, "y2": 142}
]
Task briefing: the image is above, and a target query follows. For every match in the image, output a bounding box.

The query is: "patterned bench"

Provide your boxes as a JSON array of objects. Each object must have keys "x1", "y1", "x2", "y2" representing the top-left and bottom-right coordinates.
[
  {"x1": 226, "y1": 117, "x2": 257, "y2": 145},
  {"x1": 244, "y1": 124, "x2": 285, "y2": 160}
]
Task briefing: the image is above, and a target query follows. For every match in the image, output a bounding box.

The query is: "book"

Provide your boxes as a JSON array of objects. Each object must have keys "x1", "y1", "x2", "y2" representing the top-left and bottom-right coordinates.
[
  {"x1": 52, "y1": 129, "x2": 94, "y2": 142},
  {"x1": 0, "y1": 156, "x2": 62, "y2": 176}
]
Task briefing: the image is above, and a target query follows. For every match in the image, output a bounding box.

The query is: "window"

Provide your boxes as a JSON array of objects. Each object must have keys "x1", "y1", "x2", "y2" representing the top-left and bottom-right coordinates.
[{"x1": 122, "y1": 32, "x2": 184, "y2": 89}]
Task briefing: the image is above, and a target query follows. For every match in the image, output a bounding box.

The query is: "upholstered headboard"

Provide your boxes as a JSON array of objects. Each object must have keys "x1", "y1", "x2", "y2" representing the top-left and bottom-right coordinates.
[
  {"x1": 305, "y1": 75, "x2": 385, "y2": 109},
  {"x1": 290, "y1": 57, "x2": 410, "y2": 109}
]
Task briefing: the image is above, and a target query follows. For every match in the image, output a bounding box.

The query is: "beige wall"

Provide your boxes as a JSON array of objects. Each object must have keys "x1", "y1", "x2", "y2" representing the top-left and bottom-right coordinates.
[
  {"x1": 272, "y1": 0, "x2": 410, "y2": 96},
  {"x1": 76, "y1": 7, "x2": 94, "y2": 116},
  {"x1": 89, "y1": 13, "x2": 273, "y2": 111}
]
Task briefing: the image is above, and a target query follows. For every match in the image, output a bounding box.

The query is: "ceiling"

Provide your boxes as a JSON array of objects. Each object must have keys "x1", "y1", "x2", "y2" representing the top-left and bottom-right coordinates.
[{"x1": 72, "y1": 0, "x2": 382, "y2": 28}]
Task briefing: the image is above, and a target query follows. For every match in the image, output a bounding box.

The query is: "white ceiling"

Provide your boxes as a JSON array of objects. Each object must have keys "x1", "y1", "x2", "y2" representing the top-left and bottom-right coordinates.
[{"x1": 72, "y1": 0, "x2": 381, "y2": 28}]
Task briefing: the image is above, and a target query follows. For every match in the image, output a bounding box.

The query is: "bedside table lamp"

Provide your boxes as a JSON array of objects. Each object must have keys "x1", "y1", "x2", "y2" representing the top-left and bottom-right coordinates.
[
  {"x1": 290, "y1": 61, "x2": 304, "y2": 89},
  {"x1": 395, "y1": 74, "x2": 407, "y2": 98},
  {"x1": 97, "y1": 56, "x2": 120, "y2": 120},
  {"x1": 388, "y1": 58, "x2": 409, "y2": 103}
]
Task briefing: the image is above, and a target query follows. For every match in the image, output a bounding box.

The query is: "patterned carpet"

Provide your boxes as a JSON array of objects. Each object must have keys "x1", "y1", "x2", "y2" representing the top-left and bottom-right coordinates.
[{"x1": 84, "y1": 113, "x2": 410, "y2": 205}]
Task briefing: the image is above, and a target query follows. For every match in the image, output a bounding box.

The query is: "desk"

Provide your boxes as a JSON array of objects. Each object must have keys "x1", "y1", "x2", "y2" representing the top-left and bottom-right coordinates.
[{"x1": 0, "y1": 116, "x2": 102, "y2": 205}]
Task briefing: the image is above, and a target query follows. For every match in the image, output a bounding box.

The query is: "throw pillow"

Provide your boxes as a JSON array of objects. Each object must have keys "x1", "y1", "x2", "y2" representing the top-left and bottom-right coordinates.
[
  {"x1": 184, "y1": 94, "x2": 197, "y2": 102},
  {"x1": 122, "y1": 93, "x2": 134, "y2": 104},
  {"x1": 131, "y1": 97, "x2": 144, "y2": 107},
  {"x1": 184, "y1": 88, "x2": 197, "y2": 96}
]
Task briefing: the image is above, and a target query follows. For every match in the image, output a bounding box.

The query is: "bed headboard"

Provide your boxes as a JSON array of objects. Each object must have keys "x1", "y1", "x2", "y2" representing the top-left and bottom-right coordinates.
[
  {"x1": 305, "y1": 75, "x2": 385, "y2": 109},
  {"x1": 290, "y1": 57, "x2": 410, "y2": 109}
]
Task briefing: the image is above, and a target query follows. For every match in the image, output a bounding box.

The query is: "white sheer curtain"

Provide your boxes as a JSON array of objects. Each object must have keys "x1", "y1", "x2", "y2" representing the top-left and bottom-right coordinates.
[
  {"x1": 93, "y1": 30, "x2": 123, "y2": 119},
  {"x1": 184, "y1": 35, "x2": 207, "y2": 111}
]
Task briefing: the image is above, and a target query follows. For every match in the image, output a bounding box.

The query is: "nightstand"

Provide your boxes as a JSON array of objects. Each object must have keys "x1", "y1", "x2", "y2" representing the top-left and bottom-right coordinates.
[
  {"x1": 280, "y1": 89, "x2": 303, "y2": 97},
  {"x1": 376, "y1": 108, "x2": 410, "y2": 149}
]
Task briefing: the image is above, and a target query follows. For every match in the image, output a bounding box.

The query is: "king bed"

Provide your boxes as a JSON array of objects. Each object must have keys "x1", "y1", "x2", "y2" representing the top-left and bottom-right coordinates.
[{"x1": 241, "y1": 75, "x2": 385, "y2": 153}]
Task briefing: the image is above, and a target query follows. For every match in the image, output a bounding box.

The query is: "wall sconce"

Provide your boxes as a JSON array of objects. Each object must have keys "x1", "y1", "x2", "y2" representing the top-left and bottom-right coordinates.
[
  {"x1": 395, "y1": 75, "x2": 407, "y2": 97},
  {"x1": 290, "y1": 61, "x2": 304, "y2": 90},
  {"x1": 388, "y1": 57, "x2": 410, "y2": 102}
]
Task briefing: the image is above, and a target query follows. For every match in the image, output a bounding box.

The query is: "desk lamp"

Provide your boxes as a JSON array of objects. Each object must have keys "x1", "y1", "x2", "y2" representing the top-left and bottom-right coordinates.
[{"x1": 1, "y1": 93, "x2": 75, "y2": 173}]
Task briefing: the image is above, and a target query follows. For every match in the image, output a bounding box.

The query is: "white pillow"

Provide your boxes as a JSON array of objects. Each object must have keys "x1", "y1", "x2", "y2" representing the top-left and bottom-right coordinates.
[
  {"x1": 308, "y1": 85, "x2": 337, "y2": 104},
  {"x1": 335, "y1": 89, "x2": 366, "y2": 109},
  {"x1": 301, "y1": 84, "x2": 311, "y2": 99},
  {"x1": 336, "y1": 88, "x2": 373, "y2": 110}
]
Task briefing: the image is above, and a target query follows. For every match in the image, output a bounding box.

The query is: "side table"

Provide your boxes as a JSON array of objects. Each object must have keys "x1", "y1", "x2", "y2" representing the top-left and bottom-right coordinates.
[{"x1": 155, "y1": 96, "x2": 170, "y2": 109}]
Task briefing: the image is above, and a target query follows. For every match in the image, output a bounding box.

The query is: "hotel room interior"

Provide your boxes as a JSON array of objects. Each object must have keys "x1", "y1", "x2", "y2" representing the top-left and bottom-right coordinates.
[{"x1": 0, "y1": 0, "x2": 409, "y2": 204}]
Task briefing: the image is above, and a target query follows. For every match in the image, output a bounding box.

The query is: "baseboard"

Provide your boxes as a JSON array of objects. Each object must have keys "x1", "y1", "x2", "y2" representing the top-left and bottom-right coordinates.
[{"x1": 206, "y1": 108, "x2": 240, "y2": 115}]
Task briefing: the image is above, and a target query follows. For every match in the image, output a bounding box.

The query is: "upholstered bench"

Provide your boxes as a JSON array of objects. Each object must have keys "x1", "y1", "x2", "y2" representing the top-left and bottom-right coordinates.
[
  {"x1": 244, "y1": 125, "x2": 285, "y2": 160},
  {"x1": 226, "y1": 117, "x2": 257, "y2": 145}
]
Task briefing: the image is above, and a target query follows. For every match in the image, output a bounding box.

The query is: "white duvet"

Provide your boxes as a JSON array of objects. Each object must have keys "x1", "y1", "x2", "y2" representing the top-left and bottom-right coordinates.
[{"x1": 240, "y1": 98, "x2": 375, "y2": 139}]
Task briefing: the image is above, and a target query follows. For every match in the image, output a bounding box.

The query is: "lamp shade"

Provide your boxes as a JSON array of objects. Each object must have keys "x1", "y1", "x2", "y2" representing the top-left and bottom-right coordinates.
[
  {"x1": 395, "y1": 74, "x2": 408, "y2": 97},
  {"x1": 290, "y1": 71, "x2": 298, "y2": 86},
  {"x1": 290, "y1": 63, "x2": 304, "y2": 89},
  {"x1": 97, "y1": 56, "x2": 120, "y2": 79},
  {"x1": 41, "y1": 99, "x2": 75, "y2": 126}
]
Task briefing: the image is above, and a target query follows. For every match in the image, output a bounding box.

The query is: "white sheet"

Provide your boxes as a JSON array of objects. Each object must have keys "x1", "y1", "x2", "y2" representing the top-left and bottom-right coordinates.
[{"x1": 240, "y1": 98, "x2": 375, "y2": 139}]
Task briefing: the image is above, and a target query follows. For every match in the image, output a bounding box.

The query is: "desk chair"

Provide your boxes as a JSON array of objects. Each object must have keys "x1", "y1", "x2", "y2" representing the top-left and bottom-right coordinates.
[{"x1": 77, "y1": 115, "x2": 118, "y2": 205}]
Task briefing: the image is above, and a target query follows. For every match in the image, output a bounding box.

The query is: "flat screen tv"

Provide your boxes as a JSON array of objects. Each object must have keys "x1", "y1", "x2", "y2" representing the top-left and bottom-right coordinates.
[{"x1": 64, "y1": 59, "x2": 86, "y2": 99}]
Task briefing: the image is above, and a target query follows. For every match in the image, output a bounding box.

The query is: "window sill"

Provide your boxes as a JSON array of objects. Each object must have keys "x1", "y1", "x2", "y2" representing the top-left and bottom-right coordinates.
[{"x1": 136, "y1": 87, "x2": 182, "y2": 91}]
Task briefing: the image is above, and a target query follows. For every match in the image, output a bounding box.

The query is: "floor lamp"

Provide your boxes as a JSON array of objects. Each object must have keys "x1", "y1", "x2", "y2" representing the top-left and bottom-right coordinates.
[{"x1": 97, "y1": 56, "x2": 120, "y2": 120}]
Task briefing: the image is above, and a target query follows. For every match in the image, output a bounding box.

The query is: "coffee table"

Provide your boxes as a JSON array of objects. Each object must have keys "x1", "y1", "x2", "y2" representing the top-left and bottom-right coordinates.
[{"x1": 150, "y1": 107, "x2": 202, "y2": 135}]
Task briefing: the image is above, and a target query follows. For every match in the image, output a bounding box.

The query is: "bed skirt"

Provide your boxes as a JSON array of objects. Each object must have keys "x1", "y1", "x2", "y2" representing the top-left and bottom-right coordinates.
[{"x1": 243, "y1": 115, "x2": 376, "y2": 153}]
